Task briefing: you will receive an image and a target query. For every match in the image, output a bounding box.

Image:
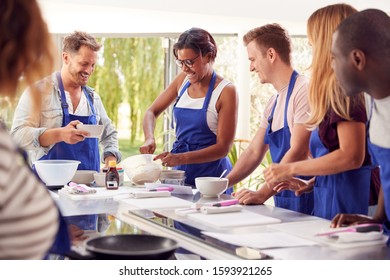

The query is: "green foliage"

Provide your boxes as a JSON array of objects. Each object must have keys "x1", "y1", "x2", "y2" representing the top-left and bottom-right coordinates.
[
  {"x1": 261, "y1": 149, "x2": 273, "y2": 169},
  {"x1": 118, "y1": 138, "x2": 143, "y2": 160},
  {"x1": 227, "y1": 142, "x2": 239, "y2": 168},
  {"x1": 88, "y1": 41, "x2": 122, "y2": 126},
  {"x1": 227, "y1": 139, "x2": 272, "y2": 192},
  {"x1": 122, "y1": 38, "x2": 165, "y2": 144},
  {"x1": 118, "y1": 138, "x2": 165, "y2": 161},
  {"x1": 89, "y1": 37, "x2": 165, "y2": 145}
]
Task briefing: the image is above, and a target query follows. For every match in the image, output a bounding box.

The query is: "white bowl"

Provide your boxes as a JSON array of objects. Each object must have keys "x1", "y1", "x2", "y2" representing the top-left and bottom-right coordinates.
[
  {"x1": 195, "y1": 177, "x2": 229, "y2": 197},
  {"x1": 122, "y1": 154, "x2": 162, "y2": 185},
  {"x1": 76, "y1": 124, "x2": 104, "y2": 138},
  {"x1": 71, "y1": 170, "x2": 97, "y2": 185},
  {"x1": 33, "y1": 160, "x2": 80, "y2": 186},
  {"x1": 93, "y1": 172, "x2": 106, "y2": 187}
]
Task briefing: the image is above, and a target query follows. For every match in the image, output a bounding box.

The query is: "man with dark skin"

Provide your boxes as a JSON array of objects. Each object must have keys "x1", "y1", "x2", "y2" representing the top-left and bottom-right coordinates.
[{"x1": 330, "y1": 9, "x2": 390, "y2": 229}]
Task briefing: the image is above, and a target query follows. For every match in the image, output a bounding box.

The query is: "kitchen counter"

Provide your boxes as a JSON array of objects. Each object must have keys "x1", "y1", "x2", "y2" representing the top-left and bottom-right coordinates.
[{"x1": 50, "y1": 183, "x2": 390, "y2": 260}]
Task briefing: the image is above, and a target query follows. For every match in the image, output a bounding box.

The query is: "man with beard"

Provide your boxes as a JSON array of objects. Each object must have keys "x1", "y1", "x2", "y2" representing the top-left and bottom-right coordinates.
[{"x1": 11, "y1": 31, "x2": 121, "y2": 172}]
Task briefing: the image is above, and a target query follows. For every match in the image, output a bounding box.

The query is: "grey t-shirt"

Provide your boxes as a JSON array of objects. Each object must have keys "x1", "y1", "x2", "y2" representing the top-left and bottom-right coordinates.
[{"x1": 365, "y1": 93, "x2": 390, "y2": 148}]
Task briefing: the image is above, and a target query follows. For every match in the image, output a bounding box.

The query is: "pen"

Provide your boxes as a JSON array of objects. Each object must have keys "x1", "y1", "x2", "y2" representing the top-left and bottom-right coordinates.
[
  {"x1": 315, "y1": 223, "x2": 382, "y2": 237},
  {"x1": 149, "y1": 187, "x2": 174, "y2": 192},
  {"x1": 211, "y1": 199, "x2": 239, "y2": 207}
]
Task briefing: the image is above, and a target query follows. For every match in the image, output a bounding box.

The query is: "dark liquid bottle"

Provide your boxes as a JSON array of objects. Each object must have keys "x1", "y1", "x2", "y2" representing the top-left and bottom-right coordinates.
[{"x1": 105, "y1": 160, "x2": 119, "y2": 190}]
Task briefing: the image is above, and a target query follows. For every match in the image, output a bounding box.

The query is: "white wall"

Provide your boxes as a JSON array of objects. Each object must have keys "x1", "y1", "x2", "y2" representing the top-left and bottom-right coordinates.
[{"x1": 38, "y1": 0, "x2": 390, "y2": 36}]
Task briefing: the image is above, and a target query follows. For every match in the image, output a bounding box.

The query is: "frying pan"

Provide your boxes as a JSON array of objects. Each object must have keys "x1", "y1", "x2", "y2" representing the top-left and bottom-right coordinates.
[{"x1": 81, "y1": 234, "x2": 178, "y2": 260}]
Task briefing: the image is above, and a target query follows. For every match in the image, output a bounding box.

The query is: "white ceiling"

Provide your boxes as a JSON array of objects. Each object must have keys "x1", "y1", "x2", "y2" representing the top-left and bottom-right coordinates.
[{"x1": 38, "y1": 0, "x2": 390, "y2": 35}]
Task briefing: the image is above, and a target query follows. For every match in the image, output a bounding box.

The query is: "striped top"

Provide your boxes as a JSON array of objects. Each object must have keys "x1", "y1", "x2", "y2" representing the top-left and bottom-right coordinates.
[{"x1": 0, "y1": 124, "x2": 59, "y2": 259}]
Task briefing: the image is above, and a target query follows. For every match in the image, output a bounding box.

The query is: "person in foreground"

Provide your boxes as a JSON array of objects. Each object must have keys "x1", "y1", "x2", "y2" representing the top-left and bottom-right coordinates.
[
  {"x1": 11, "y1": 31, "x2": 121, "y2": 172},
  {"x1": 0, "y1": 0, "x2": 62, "y2": 259},
  {"x1": 330, "y1": 9, "x2": 390, "y2": 230},
  {"x1": 263, "y1": 4, "x2": 380, "y2": 220},
  {"x1": 230, "y1": 24, "x2": 313, "y2": 214},
  {"x1": 140, "y1": 27, "x2": 238, "y2": 188}
]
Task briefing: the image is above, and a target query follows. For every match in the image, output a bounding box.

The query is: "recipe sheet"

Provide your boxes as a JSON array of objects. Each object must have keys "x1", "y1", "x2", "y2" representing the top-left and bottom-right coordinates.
[
  {"x1": 202, "y1": 231, "x2": 317, "y2": 249},
  {"x1": 268, "y1": 220, "x2": 389, "y2": 249},
  {"x1": 116, "y1": 196, "x2": 193, "y2": 209}
]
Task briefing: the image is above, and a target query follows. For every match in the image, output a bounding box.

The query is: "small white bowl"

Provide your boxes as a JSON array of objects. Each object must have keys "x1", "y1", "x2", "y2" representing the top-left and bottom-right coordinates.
[
  {"x1": 76, "y1": 124, "x2": 104, "y2": 138},
  {"x1": 93, "y1": 173, "x2": 106, "y2": 187},
  {"x1": 195, "y1": 177, "x2": 229, "y2": 197},
  {"x1": 71, "y1": 170, "x2": 97, "y2": 185}
]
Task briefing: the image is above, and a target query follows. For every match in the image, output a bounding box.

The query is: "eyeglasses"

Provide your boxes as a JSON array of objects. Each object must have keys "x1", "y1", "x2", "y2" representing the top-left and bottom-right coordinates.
[{"x1": 175, "y1": 54, "x2": 200, "y2": 68}]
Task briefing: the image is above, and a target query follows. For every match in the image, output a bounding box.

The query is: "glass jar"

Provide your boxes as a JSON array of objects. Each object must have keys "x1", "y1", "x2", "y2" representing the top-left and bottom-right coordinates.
[
  {"x1": 117, "y1": 167, "x2": 124, "y2": 186},
  {"x1": 159, "y1": 170, "x2": 186, "y2": 185}
]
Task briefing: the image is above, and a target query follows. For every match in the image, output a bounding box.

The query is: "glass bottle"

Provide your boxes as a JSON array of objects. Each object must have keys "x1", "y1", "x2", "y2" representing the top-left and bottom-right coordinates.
[{"x1": 105, "y1": 160, "x2": 119, "y2": 190}]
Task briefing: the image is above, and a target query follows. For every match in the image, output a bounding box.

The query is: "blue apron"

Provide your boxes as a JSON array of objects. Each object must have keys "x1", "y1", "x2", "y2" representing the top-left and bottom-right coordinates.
[
  {"x1": 264, "y1": 70, "x2": 314, "y2": 214},
  {"x1": 367, "y1": 97, "x2": 390, "y2": 244},
  {"x1": 171, "y1": 71, "x2": 232, "y2": 189},
  {"x1": 45, "y1": 212, "x2": 71, "y2": 258},
  {"x1": 310, "y1": 128, "x2": 371, "y2": 220},
  {"x1": 39, "y1": 72, "x2": 100, "y2": 172}
]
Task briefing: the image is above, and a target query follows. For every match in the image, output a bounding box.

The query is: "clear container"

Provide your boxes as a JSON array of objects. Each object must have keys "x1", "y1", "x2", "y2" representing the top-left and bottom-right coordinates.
[
  {"x1": 117, "y1": 167, "x2": 124, "y2": 186},
  {"x1": 159, "y1": 170, "x2": 186, "y2": 185}
]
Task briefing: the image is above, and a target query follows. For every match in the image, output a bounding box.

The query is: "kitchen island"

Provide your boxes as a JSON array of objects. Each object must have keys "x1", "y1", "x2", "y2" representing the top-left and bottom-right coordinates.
[{"x1": 50, "y1": 182, "x2": 390, "y2": 260}]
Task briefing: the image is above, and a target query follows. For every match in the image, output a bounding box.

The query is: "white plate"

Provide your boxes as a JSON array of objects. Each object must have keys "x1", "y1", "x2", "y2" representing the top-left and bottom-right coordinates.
[{"x1": 76, "y1": 124, "x2": 104, "y2": 138}]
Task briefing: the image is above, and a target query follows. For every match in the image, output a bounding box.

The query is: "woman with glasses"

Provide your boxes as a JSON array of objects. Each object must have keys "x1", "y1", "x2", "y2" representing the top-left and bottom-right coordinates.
[{"x1": 140, "y1": 27, "x2": 238, "y2": 189}]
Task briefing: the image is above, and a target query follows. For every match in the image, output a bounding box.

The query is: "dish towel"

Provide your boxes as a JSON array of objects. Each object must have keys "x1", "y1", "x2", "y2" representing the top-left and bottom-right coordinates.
[
  {"x1": 63, "y1": 183, "x2": 97, "y2": 195},
  {"x1": 327, "y1": 231, "x2": 384, "y2": 243},
  {"x1": 200, "y1": 205, "x2": 242, "y2": 214},
  {"x1": 175, "y1": 205, "x2": 242, "y2": 216},
  {"x1": 128, "y1": 191, "x2": 171, "y2": 199}
]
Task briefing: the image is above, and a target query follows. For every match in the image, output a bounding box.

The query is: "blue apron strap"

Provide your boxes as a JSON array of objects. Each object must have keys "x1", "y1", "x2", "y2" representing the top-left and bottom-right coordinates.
[
  {"x1": 202, "y1": 71, "x2": 217, "y2": 110},
  {"x1": 267, "y1": 94, "x2": 279, "y2": 133},
  {"x1": 267, "y1": 70, "x2": 298, "y2": 133},
  {"x1": 83, "y1": 88, "x2": 96, "y2": 114},
  {"x1": 56, "y1": 72, "x2": 70, "y2": 126},
  {"x1": 171, "y1": 81, "x2": 191, "y2": 129},
  {"x1": 283, "y1": 70, "x2": 298, "y2": 126},
  {"x1": 83, "y1": 87, "x2": 97, "y2": 124},
  {"x1": 171, "y1": 71, "x2": 216, "y2": 129}
]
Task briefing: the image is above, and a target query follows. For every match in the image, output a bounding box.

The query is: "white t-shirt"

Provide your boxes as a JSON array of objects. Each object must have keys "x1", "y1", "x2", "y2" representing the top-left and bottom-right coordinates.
[
  {"x1": 65, "y1": 91, "x2": 90, "y2": 116},
  {"x1": 259, "y1": 75, "x2": 310, "y2": 131},
  {"x1": 175, "y1": 79, "x2": 232, "y2": 135},
  {"x1": 365, "y1": 93, "x2": 390, "y2": 148}
]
